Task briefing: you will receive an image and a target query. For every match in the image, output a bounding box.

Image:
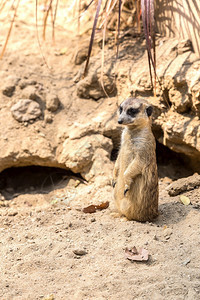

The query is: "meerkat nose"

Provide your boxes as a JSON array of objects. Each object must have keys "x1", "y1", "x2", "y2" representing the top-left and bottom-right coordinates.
[{"x1": 118, "y1": 119, "x2": 123, "y2": 124}]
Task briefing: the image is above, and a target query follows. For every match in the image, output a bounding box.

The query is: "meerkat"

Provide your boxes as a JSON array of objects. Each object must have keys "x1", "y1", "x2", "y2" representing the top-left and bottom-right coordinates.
[{"x1": 113, "y1": 97, "x2": 158, "y2": 222}]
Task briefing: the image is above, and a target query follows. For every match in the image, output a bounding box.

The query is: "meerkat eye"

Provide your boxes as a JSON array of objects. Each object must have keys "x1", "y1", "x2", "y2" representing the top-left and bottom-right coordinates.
[
  {"x1": 119, "y1": 106, "x2": 123, "y2": 114},
  {"x1": 127, "y1": 108, "x2": 139, "y2": 116}
]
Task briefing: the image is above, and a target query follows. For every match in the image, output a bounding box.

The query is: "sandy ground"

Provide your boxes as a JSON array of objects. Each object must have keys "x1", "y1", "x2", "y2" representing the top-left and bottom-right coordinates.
[
  {"x1": 0, "y1": 176, "x2": 200, "y2": 300},
  {"x1": 0, "y1": 1, "x2": 200, "y2": 299}
]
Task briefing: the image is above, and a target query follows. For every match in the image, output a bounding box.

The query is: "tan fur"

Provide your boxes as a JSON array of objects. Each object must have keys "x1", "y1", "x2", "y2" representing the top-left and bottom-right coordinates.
[{"x1": 113, "y1": 98, "x2": 158, "y2": 221}]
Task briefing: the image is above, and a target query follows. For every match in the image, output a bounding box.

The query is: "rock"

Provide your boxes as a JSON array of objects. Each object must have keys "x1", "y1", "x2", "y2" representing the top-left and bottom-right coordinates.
[
  {"x1": 176, "y1": 39, "x2": 193, "y2": 54},
  {"x1": 11, "y1": 99, "x2": 42, "y2": 122},
  {"x1": 191, "y1": 82, "x2": 200, "y2": 117},
  {"x1": 0, "y1": 131, "x2": 58, "y2": 173},
  {"x1": 46, "y1": 94, "x2": 60, "y2": 112},
  {"x1": 166, "y1": 173, "x2": 200, "y2": 196},
  {"x1": 21, "y1": 86, "x2": 41, "y2": 101},
  {"x1": 8, "y1": 210, "x2": 18, "y2": 217},
  {"x1": 19, "y1": 80, "x2": 37, "y2": 89},
  {"x1": 1, "y1": 76, "x2": 19, "y2": 97},
  {"x1": 44, "y1": 111, "x2": 53, "y2": 123},
  {"x1": 161, "y1": 112, "x2": 200, "y2": 160},
  {"x1": 169, "y1": 87, "x2": 191, "y2": 113},
  {"x1": 163, "y1": 228, "x2": 173, "y2": 238},
  {"x1": 75, "y1": 48, "x2": 88, "y2": 65},
  {"x1": 73, "y1": 249, "x2": 87, "y2": 256},
  {"x1": 2, "y1": 85, "x2": 15, "y2": 97},
  {"x1": 0, "y1": 194, "x2": 5, "y2": 201},
  {"x1": 57, "y1": 133, "x2": 113, "y2": 180},
  {"x1": 76, "y1": 50, "x2": 117, "y2": 100},
  {"x1": 0, "y1": 200, "x2": 9, "y2": 207},
  {"x1": 182, "y1": 258, "x2": 191, "y2": 266}
]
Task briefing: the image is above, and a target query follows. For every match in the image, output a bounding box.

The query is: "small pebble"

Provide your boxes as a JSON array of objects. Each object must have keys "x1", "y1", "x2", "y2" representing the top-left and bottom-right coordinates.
[
  {"x1": 8, "y1": 211, "x2": 18, "y2": 217},
  {"x1": 163, "y1": 228, "x2": 173, "y2": 237},
  {"x1": 73, "y1": 249, "x2": 87, "y2": 256},
  {"x1": 182, "y1": 258, "x2": 191, "y2": 266},
  {"x1": 153, "y1": 235, "x2": 159, "y2": 241}
]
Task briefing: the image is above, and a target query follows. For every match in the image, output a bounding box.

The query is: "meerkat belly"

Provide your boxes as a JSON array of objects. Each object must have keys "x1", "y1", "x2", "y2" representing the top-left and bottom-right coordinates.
[
  {"x1": 119, "y1": 146, "x2": 135, "y2": 179},
  {"x1": 115, "y1": 145, "x2": 139, "y2": 200}
]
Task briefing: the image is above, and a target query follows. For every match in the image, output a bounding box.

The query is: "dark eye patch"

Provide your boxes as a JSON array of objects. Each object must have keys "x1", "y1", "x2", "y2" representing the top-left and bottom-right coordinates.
[
  {"x1": 119, "y1": 106, "x2": 123, "y2": 114},
  {"x1": 127, "y1": 107, "x2": 139, "y2": 116}
]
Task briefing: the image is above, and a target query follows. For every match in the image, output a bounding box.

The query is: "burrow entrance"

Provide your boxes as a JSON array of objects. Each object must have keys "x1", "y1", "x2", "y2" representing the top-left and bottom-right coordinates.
[
  {"x1": 0, "y1": 166, "x2": 83, "y2": 200},
  {"x1": 156, "y1": 141, "x2": 194, "y2": 179}
]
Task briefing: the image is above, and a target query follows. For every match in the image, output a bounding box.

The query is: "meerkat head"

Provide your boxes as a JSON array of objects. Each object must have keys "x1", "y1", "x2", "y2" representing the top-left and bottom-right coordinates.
[{"x1": 118, "y1": 97, "x2": 153, "y2": 128}]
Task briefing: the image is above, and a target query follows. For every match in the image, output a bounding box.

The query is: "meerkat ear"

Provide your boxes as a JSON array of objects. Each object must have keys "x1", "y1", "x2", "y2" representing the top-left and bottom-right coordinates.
[{"x1": 146, "y1": 105, "x2": 153, "y2": 117}]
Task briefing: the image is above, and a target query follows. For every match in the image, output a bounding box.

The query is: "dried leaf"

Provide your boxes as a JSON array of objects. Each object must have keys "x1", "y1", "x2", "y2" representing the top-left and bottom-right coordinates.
[
  {"x1": 96, "y1": 201, "x2": 109, "y2": 210},
  {"x1": 180, "y1": 195, "x2": 190, "y2": 205},
  {"x1": 83, "y1": 204, "x2": 96, "y2": 213},
  {"x1": 125, "y1": 247, "x2": 149, "y2": 262},
  {"x1": 83, "y1": 201, "x2": 109, "y2": 213}
]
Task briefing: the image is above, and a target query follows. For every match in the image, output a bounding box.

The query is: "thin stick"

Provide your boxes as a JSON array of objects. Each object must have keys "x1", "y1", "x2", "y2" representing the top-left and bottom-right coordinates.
[
  {"x1": 100, "y1": 0, "x2": 112, "y2": 97},
  {"x1": 83, "y1": 0, "x2": 102, "y2": 77},
  {"x1": 0, "y1": 0, "x2": 21, "y2": 59},
  {"x1": 0, "y1": 0, "x2": 7, "y2": 13},
  {"x1": 35, "y1": 0, "x2": 51, "y2": 70},
  {"x1": 137, "y1": 0, "x2": 141, "y2": 32},
  {"x1": 52, "y1": 0, "x2": 59, "y2": 42},
  {"x1": 43, "y1": 0, "x2": 53, "y2": 40},
  {"x1": 116, "y1": 0, "x2": 122, "y2": 59}
]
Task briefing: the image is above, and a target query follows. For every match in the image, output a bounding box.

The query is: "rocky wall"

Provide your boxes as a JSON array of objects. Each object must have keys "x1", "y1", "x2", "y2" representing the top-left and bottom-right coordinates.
[{"x1": 0, "y1": 35, "x2": 199, "y2": 184}]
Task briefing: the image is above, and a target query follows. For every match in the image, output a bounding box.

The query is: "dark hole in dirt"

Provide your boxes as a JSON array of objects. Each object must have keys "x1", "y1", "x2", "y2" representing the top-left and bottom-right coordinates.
[
  {"x1": 0, "y1": 166, "x2": 83, "y2": 200},
  {"x1": 156, "y1": 141, "x2": 193, "y2": 180},
  {"x1": 111, "y1": 147, "x2": 119, "y2": 161}
]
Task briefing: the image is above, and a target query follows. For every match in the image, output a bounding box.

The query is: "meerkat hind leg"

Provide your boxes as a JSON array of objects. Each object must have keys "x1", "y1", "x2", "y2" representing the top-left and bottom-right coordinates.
[{"x1": 118, "y1": 197, "x2": 134, "y2": 220}]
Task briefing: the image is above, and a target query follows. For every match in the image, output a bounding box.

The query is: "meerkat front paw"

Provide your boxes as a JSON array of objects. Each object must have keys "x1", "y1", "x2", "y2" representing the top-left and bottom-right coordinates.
[{"x1": 124, "y1": 184, "x2": 129, "y2": 196}]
